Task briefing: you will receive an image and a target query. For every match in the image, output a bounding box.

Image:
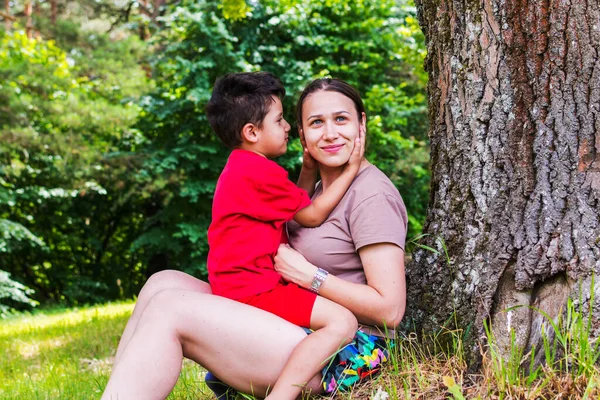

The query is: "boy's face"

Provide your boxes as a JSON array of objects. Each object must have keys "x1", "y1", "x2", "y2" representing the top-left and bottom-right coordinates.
[{"x1": 254, "y1": 96, "x2": 291, "y2": 158}]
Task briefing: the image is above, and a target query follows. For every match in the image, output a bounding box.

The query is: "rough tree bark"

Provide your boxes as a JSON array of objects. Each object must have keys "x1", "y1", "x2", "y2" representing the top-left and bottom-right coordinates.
[
  {"x1": 407, "y1": 0, "x2": 600, "y2": 366},
  {"x1": 138, "y1": 0, "x2": 151, "y2": 40},
  {"x1": 24, "y1": 0, "x2": 32, "y2": 38},
  {"x1": 50, "y1": 0, "x2": 57, "y2": 25},
  {"x1": 3, "y1": 0, "x2": 11, "y2": 31}
]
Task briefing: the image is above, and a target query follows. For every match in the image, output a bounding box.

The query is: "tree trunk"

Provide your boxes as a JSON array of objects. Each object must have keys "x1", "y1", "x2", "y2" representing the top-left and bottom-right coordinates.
[
  {"x1": 407, "y1": 0, "x2": 600, "y2": 366},
  {"x1": 4, "y1": 0, "x2": 10, "y2": 30},
  {"x1": 152, "y1": 0, "x2": 166, "y2": 20},
  {"x1": 138, "y1": 0, "x2": 151, "y2": 40},
  {"x1": 24, "y1": 0, "x2": 33, "y2": 38},
  {"x1": 50, "y1": 0, "x2": 57, "y2": 25}
]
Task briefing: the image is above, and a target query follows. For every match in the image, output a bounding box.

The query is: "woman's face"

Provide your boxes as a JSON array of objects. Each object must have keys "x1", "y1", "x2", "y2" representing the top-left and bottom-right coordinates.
[{"x1": 300, "y1": 90, "x2": 366, "y2": 168}]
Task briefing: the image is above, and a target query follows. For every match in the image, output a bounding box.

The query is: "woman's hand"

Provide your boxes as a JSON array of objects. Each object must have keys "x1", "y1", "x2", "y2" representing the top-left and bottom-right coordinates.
[{"x1": 274, "y1": 244, "x2": 317, "y2": 288}]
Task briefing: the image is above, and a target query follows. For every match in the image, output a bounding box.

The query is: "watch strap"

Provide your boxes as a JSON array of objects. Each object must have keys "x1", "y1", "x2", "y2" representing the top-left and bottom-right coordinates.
[{"x1": 309, "y1": 268, "x2": 329, "y2": 293}]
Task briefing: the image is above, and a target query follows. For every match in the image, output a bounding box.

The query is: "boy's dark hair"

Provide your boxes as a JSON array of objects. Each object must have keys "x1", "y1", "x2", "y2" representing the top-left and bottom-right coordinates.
[{"x1": 206, "y1": 72, "x2": 286, "y2": 148}]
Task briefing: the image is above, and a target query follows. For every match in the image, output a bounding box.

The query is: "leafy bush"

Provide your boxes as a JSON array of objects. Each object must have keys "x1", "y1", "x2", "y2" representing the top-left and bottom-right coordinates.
[
  {"x1": 0, "y1": 28, "x2": 151, "y2": 305},
  {"x1": 130, "y1": 0, "x2": 429, "y2": 279},
  {"x1": 1, "y1": 0, "x2": 429, "y2": 306},
  {"x1": 0, "y1": 269, "x2": 37, "y2": 316}
]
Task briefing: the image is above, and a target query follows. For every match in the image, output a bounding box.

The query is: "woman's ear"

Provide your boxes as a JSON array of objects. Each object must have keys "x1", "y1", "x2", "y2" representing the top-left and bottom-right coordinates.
[
  {"x1": 241, "y1": 123, "x2": 259, "y2": 144},
  {"x1": 360, "y1": 112, "x2": 367, "y2": 130}
]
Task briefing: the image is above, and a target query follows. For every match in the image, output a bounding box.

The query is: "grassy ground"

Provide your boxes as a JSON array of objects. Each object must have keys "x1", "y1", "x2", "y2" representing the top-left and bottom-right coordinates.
[
  {"x1": 0, "y1": 301, "x2": 210, "y2": 400},
  {"x1": 1, "y1": 301, "x2": 599, "y2": 399}
]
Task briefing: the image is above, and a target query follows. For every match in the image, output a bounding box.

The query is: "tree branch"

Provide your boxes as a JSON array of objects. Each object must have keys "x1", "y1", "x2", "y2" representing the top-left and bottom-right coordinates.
[
  {"x1": 107, "y1": 0, "x2": 134, "y2": 33},
  {"x1": 0, "y1": 10, "x2": 16, "y2": 21}
]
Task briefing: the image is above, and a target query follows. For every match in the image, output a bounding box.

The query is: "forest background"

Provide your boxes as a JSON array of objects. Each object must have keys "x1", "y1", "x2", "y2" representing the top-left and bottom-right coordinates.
[{"x1": 0, "y1": 0, "x2": 429, "y2": 312}]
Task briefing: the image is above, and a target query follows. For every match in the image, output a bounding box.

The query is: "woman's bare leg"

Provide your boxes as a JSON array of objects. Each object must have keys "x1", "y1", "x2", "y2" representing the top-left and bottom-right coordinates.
[
  {"x1": 102, "y1": 289, "x2": 324, "y2": 400},
  {"x1": 114, "y1": 270, "x2": 211, "y2": 361}
]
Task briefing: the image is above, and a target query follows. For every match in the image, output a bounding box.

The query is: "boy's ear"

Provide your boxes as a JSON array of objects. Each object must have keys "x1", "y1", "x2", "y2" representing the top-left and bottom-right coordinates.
[{"x1": 241, "y1": 123, "x2": 259, "y2": 144}]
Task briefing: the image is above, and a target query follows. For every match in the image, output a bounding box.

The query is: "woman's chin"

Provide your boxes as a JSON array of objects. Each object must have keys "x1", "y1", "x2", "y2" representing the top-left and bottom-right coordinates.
[{"x1": 315, "y1": 156, "x2": 351, "y2": 169}]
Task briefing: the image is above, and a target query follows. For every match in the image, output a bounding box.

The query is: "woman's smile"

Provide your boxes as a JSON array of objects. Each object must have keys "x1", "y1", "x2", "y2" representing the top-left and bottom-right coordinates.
[{"x1": 321, "y1": 144, "x2": 344, "y2": 153}]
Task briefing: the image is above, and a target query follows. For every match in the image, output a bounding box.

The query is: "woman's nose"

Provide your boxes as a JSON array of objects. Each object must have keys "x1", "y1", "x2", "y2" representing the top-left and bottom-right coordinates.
[{"x1": 323, "y1": 121, "x2": 339, "y2": 140}]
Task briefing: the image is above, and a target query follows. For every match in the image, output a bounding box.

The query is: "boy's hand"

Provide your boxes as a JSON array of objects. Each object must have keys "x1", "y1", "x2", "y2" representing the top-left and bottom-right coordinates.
[
  {"x1": 345, "y1": 126, "x2": 366, "y2": 173},
  {"x1": 300, "y1": 129, "x2": 318, "y2": 171}
]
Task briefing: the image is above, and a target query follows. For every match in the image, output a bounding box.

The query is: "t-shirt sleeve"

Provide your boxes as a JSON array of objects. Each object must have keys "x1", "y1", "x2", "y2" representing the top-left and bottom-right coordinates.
[
  {"x1": 248, "y1": 164, "x2": 311, "y2": 223},
  {"x1": 349, "y1": 193, "x2": 408, "y2": 251}
]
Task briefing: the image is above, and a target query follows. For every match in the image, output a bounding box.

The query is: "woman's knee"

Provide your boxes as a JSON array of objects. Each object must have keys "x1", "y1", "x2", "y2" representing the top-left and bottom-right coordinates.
[
  {"x1": 139, "y1": 270, "x2": 209, "y2": 302},
  {"x1": 139, "y1": 270, "x2": 180, "y2": 299},
  {"x1": 141, "y1": 288, "x2": 190, "y2": 325}
]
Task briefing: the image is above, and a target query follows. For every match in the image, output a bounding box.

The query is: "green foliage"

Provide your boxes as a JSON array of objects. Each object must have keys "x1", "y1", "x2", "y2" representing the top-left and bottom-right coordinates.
[
  {"x1": 221, "y1": 0, "x2": 253, "y2": 21},
  {"x1": 0, "y1": 218, "x2": 45, "y2": 254},
  {"x1": 132, "y1": 0, "x2": 429, "y2": 279},
  {"x1": 0, "y1": 270, "x2": 38, "y2": 317},
  {"x1": 2, "y1": 0, "x2": 429, "y2": 306},
  {"x1": 0, "y1": 26, "x2": 152, "y2": 306}
]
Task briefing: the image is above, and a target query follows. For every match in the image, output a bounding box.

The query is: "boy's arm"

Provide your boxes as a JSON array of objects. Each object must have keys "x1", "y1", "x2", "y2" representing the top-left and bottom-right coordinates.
[
  {"x1": 296, "y1": 131, "x2": 318, "y2": 196},
  {"x1": 294, "y1": 130, "x2": 365, "y2": 227},
  {"x1": 294, "y1": 163, "x2": 356, "y2": 227},
  {"x1": 296, "y1": 148, "x2": 318, "y2": 196}
]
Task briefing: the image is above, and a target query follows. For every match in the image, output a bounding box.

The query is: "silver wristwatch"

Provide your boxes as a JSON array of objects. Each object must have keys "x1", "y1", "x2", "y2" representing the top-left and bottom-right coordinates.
[{"x1": 309, "y1": 268, "x2": 329, "y2": 293}]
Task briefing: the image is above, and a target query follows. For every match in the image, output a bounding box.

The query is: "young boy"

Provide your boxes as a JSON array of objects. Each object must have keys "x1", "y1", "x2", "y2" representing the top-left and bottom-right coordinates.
[{"x1": 205, "y1": 72, "x2": 363, "y2": 399}]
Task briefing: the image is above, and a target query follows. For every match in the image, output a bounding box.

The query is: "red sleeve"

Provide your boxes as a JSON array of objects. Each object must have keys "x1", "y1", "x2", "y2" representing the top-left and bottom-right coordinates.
[{"x1": 247, "y1": 163, "x2": 311, "y2": 223}]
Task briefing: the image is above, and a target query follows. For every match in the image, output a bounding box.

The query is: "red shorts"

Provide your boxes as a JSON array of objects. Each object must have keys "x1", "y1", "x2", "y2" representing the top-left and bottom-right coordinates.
[{"x1": 238, "y1": 282, "x2": 317, "y2": 327}]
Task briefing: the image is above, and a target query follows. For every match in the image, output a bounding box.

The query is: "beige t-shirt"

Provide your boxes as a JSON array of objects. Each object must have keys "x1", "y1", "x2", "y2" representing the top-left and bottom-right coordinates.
[
  {"x1": 288, "y1": 164, "x2": 407, "y2": 285},
  {"x1": 288, "y1": 164, "x2": 407, "y2": 337}
]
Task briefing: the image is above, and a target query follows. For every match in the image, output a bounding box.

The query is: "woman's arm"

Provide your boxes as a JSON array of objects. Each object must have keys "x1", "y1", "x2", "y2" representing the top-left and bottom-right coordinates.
[{"x1": 274, "y1": 242, "x2": 406, "y2": 328}]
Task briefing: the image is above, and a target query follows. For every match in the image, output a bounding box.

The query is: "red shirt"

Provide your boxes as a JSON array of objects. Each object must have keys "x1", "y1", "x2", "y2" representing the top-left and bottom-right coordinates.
[{"x1": 208, "y1": 149, "x2": 311, "y2": 299}]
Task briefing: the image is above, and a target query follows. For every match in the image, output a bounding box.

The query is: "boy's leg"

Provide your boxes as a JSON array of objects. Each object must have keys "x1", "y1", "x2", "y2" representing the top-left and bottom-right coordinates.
[{"x1": 264, "y1": 296, "x2": 358, "y2": 400}]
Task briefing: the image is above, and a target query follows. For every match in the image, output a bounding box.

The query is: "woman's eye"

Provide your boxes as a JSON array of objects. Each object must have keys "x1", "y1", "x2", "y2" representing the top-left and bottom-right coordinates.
[
  {"x1": 335, "y1": 116, "x2": 347, "y2": 122},
  {"x1": 310, "y1": 119, "x2": 323, "y2": 126}
]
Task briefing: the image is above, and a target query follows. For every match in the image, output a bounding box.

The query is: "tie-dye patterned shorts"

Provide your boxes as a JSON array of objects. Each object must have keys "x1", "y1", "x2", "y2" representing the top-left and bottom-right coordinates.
[{"x1": 304, "y1": 328, "x2": 393, "y2": 394}]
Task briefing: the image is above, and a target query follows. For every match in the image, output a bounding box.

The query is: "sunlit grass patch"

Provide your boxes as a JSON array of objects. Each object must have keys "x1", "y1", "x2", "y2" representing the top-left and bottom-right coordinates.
[
  {"x1": 1, "y1": 298, "x2": 599, "y2": 399},
  {"x1": 0, "y1": 301, "x2": 212, "y2": 400},
  {"x1": 0, "y1": 302, "x2": 133, "y2": 399}
]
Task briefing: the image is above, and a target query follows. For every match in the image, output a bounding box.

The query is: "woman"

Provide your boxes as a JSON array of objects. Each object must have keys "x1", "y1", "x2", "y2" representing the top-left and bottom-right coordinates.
[{"x1": 102, "y1": 78, "x2": 407, "y2": 399}]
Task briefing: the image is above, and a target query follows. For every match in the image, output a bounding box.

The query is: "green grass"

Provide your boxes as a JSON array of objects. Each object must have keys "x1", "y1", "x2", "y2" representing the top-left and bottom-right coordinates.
[
  {"x1": 2, "y1": 299, "x2": 599, "y2": 399},
  {"x1": 0, "y1": 301, "x2": 210, "y2": 400}
]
